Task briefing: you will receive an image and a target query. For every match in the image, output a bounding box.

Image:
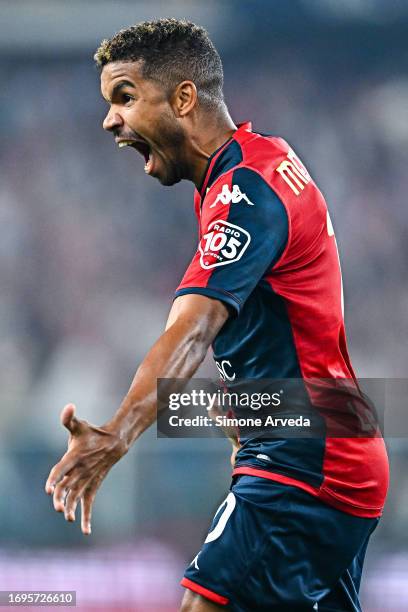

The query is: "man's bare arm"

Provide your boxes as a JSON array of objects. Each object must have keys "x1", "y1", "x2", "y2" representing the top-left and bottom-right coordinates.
[
  {"x1": 107, "y1": 293, "x2": 228, "y2": 445},
  {"x1": 45, "y1": 294, "x2": 228, "y2": 534}
]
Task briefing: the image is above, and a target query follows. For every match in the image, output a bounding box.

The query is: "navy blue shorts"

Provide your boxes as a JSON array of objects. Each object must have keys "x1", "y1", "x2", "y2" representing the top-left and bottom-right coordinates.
[{"x1": 181, "y1": 476, "x2": 378, "y2": 611}]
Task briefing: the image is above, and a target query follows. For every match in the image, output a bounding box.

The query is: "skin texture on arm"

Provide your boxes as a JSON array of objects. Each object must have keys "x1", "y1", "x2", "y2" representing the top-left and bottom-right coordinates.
[{"x1": 45, "y1": 294, "x2": 228, "y2": 534}]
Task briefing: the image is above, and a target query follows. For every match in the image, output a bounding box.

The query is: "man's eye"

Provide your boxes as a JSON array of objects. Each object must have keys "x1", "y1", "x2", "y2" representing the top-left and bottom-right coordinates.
[{"x1": 122, "y1": 94, "x2": 134, "y2": 104}]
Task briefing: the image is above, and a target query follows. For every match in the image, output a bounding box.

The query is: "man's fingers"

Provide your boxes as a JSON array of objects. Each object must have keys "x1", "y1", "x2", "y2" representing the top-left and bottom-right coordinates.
[
  {"x1": 52, "y1": 475, "x2": 70, "y2": 512},
  {"x1": 81, "y1": 483, "x2": 99, "y2": 535},
  {"x1": 64, "y1": 478, "x2": 90, "y2": 522},
  {"x1": 45, "y1": 453, "x2": 77, "y2": 494},
  {"x1": 61, "y1": 403, "x2": 80, "y2": 435}
]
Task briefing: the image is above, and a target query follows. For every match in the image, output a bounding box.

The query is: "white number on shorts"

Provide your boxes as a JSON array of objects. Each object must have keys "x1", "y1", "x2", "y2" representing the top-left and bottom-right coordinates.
[{"x1": 205, "y1": 492, "x2": 236, "y2": 543}]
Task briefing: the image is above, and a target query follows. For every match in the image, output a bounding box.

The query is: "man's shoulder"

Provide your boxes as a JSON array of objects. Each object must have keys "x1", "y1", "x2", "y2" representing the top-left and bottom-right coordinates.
[
  {"x1": 239, "y1": 132, "x2": 290, "y2": 170},
  {"x1": 202, "y1": 135, "x2": 287, "y2": 210},
  {"x1": 200, "y1": 128, "x2": 315, "y2": 216},
  {"x1": 206, "y1": 133, "x2": 293, "y2": 196},
  {"x1": 236, "y1": 133, "x2": 314, "y2": 203}
]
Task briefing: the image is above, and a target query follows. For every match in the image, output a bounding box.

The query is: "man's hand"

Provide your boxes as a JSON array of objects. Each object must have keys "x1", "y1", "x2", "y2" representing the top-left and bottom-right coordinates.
[
  {"x1": 45, "y1": 403, "x2": 128, "y2": 535},
  {"x1": 45, "y1": 295, "x2": 228, "y2": 535}
]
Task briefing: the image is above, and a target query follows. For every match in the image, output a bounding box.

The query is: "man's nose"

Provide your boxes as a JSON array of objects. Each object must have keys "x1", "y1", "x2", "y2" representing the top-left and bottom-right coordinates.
[{"x1": 103, "y1": 109, "x2": 124, "y2": 132}]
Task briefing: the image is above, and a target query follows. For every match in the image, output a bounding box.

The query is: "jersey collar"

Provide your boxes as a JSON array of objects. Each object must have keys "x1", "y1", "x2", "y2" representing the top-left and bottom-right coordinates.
[{"x1": 198, "y1": 121, "x2": 252, "y2": 199}]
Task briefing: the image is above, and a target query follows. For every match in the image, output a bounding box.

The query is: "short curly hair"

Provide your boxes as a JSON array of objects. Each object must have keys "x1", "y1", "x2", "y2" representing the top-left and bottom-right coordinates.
[{"x1": 94, "y1": 18, "x2": 224, "y2": 109}]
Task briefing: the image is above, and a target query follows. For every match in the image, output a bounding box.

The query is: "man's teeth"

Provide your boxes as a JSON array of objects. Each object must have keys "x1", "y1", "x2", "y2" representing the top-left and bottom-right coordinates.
[
  {"x1": 118, "y1": 141, "x2": 134, "y2": 148},
  {"x1": 144, "y1": 152, "x2": 153, "y2": 174}
]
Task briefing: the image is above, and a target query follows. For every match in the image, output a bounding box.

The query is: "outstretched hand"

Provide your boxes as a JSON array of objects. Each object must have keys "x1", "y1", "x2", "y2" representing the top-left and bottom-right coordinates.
[{"x1": 45, "y1": 404, "x2": 127, "y2": 535}]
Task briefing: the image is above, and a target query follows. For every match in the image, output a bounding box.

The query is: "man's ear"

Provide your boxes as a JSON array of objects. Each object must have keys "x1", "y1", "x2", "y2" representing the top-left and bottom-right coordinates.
[{"x1": 171, "y1": 81, "x2": 198, "y2": 117}]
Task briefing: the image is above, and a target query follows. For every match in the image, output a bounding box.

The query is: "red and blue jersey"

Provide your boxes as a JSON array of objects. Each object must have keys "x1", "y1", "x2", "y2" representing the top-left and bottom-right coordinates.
[{"x1": 175, "y1": 122, "x2": 389, "y2": 518}]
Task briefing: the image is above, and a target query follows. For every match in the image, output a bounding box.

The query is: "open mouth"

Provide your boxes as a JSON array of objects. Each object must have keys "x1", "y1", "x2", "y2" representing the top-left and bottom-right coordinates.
[{"x1": 117, "y1": 138, "x2": 154, "y2": 174}]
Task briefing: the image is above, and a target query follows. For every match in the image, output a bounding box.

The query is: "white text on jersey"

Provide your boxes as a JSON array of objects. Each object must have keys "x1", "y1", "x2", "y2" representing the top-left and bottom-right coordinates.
[{"x1": 276, "y1": 148, "x2": 311, "y2": 196}]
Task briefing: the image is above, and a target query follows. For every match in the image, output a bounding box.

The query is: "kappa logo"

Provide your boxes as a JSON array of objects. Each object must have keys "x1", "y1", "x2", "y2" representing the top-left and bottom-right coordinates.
[
  {"x1": 210, "y1": 184, "x2": 254, "y2": 208},
  {"x1": 199, "y1": 220, "x2": 251, "y2": 269}
]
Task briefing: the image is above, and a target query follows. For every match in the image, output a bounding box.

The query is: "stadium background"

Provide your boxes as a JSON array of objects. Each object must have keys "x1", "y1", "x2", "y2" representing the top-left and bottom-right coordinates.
[{"x1": 1, "y1": 0, "x2": 408, "y2": 610}]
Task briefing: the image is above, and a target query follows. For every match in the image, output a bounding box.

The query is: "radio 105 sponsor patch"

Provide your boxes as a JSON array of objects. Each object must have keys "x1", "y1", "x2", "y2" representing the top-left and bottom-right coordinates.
[{"x1": 199, "y1": 220, "x2": 251, "y2": 269}]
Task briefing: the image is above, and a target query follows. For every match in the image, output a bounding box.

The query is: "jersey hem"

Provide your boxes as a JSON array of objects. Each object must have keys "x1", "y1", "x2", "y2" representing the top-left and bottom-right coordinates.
[
  {"x1": 232, "y1": 467, "x2": 383, "y2": 518},
  {"x1": 180, "y1": 578, "x2": 229, "y2": 606}
]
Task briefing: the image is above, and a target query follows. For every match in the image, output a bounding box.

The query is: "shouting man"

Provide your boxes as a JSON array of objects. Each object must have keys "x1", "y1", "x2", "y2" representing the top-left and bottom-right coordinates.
[{"x1": 45, "y1": 19, "x2": 388, "y2": 612}]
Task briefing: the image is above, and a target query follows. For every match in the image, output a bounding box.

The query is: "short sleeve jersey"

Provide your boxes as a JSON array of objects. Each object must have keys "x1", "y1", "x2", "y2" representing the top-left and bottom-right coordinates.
[{"x1": 175, "y1": 122, "x2": 388, "y2": 518}]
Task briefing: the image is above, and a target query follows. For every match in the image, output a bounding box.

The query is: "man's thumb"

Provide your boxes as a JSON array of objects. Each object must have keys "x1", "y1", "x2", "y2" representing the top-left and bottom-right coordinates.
[{"x1": 61, "y1": 403, "x2": 79, "y2": 434}]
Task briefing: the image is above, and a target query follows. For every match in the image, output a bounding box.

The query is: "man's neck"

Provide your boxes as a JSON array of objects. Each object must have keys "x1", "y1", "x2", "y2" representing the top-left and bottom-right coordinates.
[{"x1": 187, "y1": 110, "x2": 237, "y2": 189}]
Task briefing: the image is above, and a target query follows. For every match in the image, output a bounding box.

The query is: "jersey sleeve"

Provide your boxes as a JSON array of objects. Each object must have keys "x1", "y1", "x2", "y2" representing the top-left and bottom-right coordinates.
[{"x1": 175, "y1": 167, "x2": 289, "y2": 315}]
